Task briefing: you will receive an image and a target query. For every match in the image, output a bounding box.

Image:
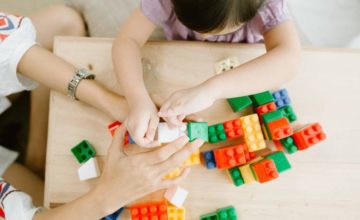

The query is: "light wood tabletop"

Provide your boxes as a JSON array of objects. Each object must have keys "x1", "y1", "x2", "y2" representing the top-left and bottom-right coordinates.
[{"x1": 45, "y1": 37, "x2": 360, "y2": 220}]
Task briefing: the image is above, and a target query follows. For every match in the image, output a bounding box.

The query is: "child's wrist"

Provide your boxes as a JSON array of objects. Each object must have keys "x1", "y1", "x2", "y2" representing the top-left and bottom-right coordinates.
[{"x1": 200, "y1": 78, "x2": 222, "y2": 100}]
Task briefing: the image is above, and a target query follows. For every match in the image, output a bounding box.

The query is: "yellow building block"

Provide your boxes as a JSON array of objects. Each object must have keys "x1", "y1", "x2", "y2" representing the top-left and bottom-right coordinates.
[
  {"x1": 168, "y1": 205, "x2": 185, "y2": 220},
  {"x1": 164, "y1": 167, "x2": 182, "y2": 180},
  {"x1": 239, "y1": 157, "x2": 262, "y2": 184},
  {"x1": 240, "y1": 114, "x2": 266, "y2": 152},
  {"x1": 262, "y1": 124, "x2": 270, "y2": 140},
  {"x1": 182, "y1": 150, "x2": 200, "y2": 166}
]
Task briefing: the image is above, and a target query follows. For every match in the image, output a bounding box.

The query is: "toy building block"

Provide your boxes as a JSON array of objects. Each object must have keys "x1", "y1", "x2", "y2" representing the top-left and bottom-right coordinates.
[
  {"x1": 265, "y1": 151, "x2": 291, "y2": 173},
  {"x1": 239, "y1": 114, "x2": 266, "y2": 152},
  {"x1": 187, "y1": 122, "x2": 209, "y2": 142},
  {"x1": 250, "y1": 91, "x2": 275, "y2": 107},
  {"x1": 266, "y1": 117, "x2": 293, "y2": 140},
  {"x1": 164, "y1": 167, "x2": 182, "y2": 180},
  {"x1": 71, "y1": 140, "x2": 96, "y2": 164},
  {"x1": 214, "y1": 144, "x2": 248, "y2": 169},
  {"x1": 262, "y1": 110, "x2": 283, "y2": 125},
  {"x1": 102, "y1": 208, "x2": 124, "y2": 220},
  {"x1": 223, "y1": 118, "x2": 244, "y2": 139},
  {"x1": 256, "y1": 102, "x2": 277, "y2": 123},
  {"x1": 292, "y1": 123, "x2": 326, "y2": 150},
  {"x1": 157, "y1": 122, "x2": 187, "y2": 144},
  {"x1": 251, "y1": 159, "x2": 279, "y2": 183},
  {"x1": 262, "y1": 124, "x2": 270, "y2": 140},
  {"x1": 217, "y1": 206, "x2": 238, "y2": 220},
  {"x1": 208, "y1": 123, "x2": 227, "y2": 143},
  {"x1": 200, "y1": 212, "x2": 218, "y2": 220},
  {"x1": 238, "y1": 157, "x2": 261, "y2": 184},
  {"x1": 273, "y1": 140, "x2": 286, "y2": 152},
  {"x1": 203, "y1": 151, "x2": 217, "y2": 169},
  {"x1": 108, "y1": 121, "x2": 121, "y2": 137},
  {"x1": 279, "y1": 105, "x2": 297, "y2": 123},
  {"x1": 77, "y1": 157, "x2": 100, "y2": 181},
  {"x1": 183, "y1": 150, "x2": 201, "y2": 166},
  {"x1": 227, "y1": 96, "x2": 252, "y2": 112},
  {"x1": 130, "y1": 200, "x2": 168, "y2": 220},
  {"x1": 228, "y1": 167, "x2": 244, "y2": 186},
  {"x1": 164, "y1": 185, "x2": 188, "y2": 208},
  {"x1": 272, "y1": 89, "x2": 291, "y2": 108},
  {"x1": 167, "y1": 205, "x2": 185, "y2": 220},
  {"x1": 280, "y1": 136, "x2": 298, "y2": 154},
  {"x1": 214, "y1": 57, "x2": 240, "y2": 74}
]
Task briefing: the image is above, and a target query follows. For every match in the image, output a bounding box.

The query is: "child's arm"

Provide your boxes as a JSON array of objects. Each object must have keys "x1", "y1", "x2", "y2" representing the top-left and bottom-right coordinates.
[
  {"x1": 112, "y1": 9, "x2": 159, "y2": 147},
  {"x1": 159, "y1": 21, "x2": 301, "y2": 123}
]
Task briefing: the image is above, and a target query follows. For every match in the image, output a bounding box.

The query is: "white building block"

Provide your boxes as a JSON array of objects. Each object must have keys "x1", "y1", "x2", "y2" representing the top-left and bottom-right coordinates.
[
  {"x1": 214, "y1": 57, "x2": 240, "y2": 74},
  {"x1": 0, "y1": 96, "x2": 11, "y2": 114},
  {"x1": 157, "y1": 123, "x2": 187, "y2": 144},
  {"x1": 78, "y1": 157, "x2": 100, "y2": 181},
  {"x1": 164, "y1": 185, "x2": 188, "y2": 208}
]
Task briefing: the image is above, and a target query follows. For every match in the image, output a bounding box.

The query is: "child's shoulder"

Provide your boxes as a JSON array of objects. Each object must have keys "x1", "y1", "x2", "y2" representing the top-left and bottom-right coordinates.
[{"x1": 140, "y1": 0, "x2": 174, "y2": 26}]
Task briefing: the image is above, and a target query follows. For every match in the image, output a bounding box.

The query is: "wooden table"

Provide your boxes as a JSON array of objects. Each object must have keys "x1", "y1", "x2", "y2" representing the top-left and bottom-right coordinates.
[{"x1": 45, "y1": 37, "x2": 360, "y2": 219}]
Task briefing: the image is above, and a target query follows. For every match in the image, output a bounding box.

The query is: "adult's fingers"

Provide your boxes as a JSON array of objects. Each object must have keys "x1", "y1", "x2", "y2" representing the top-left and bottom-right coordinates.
[
  {"x1": 145, "y1": 115, "x2": 159, "y2": 143},
  {"x1": 108, "y1": 124, "x2": 127, "y2": 155}
]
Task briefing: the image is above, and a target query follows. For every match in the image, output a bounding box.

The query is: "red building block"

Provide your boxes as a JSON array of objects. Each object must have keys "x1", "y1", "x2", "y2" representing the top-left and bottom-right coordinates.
[
  {"x1": 273, "y1": 140, "x2": 285, "y2": 152},
  {"x1": 108, "y1": 121, "x2": 129, "y2": 144},
  {"x1": 130, "y1": 200, "x2": 168, "y2": 220},
  {"x1": 214, "y1": 144, "x2": 248, "y2": 169},
  {"x1": 251, "y1": 159, "x2": 279, "y2": 183},
  {"x1": 223, "y1": 118, "x2": 244, "y2": 139},
  {"x1": 256, "y1": 102, "x2": 277, "y2": 123},
  {"x1": 292, "y1": 123, "x2": 326, "y2": 150},
  {"x1": 267, "y1": 117, "x2": 293, "y2": 140}
]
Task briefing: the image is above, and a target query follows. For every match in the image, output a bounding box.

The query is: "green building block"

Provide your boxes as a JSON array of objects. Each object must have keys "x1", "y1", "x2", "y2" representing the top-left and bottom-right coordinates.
[
  {"x1": 280, "y1": 137, "x2": 298, "y2": 154},
  {"x1": 228, "y1": 167, "x2": 244, "y2": 187},
  {"x1": 227, "y1": 96, "x2": 252, "y2": 112},
  {"x1": 208, "y1": 124, "x2": 227, "y2": 143},
  {"x1": 265, "y1": 151, "x2": 291, "y2": 173},
  {"x1": 217, "y1": 206, "x2": 238, "y2": 220},
  {"x1": 279, "y1": 105, "x2": 297, "y2": 123},
  {"x1": 188, "y1": 122, "x2": 209, "y2": 142},
  {"x1": 71, "y1": 140, "x2": 96, "y2": 164},
  {"x1": 262, "y1": 110, "x2": 284, "y2": 125},
  {"x1": 250, "y1": 91, "x2": 275, "y2": 106},
  {"x1": 200, "y1": 212, "x2": 218, "y2": 220}
]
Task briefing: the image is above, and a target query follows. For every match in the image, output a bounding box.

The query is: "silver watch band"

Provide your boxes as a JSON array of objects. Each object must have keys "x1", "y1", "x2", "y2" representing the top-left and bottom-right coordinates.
[{"x1": 67, "y1": 68, "x2": 95, "y2": 100}]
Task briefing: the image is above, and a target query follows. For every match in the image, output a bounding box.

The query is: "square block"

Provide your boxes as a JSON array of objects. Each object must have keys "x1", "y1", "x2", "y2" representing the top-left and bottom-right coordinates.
[
  {"x1": 228, "y1": 167, "x2": 244, "y2": 187},
  {"x1": 265, "y1": 151, "x2": 291, "y2": 173},
  {"x1": 280, "y1": 136, "x2": 298, "y2": 154},
  {"x1": 217, "y1": 206, "x2": 238, "y2": 220},
  {"x1": 200, "y1": 212, "x2": 218, "y2": 220},
  {"x1": 279, "y1": 105, "x2": 297, "y2": 123},
  {"x1": 292, "y1": 123, "x2": 326, "y2": 150},
  {"x1": 208, "y1": 123, "x2": 227, "y2": 143},
  {"x1": 214, "y1": 57, "x2": 240, "y2": 74},
  {"x1": 227, "y1": 96, "x2": 252, "y2": 112},
  {"x1": 203, "y1": 151, "x2": 217, "y2": 169},
  {"x1": 267, "y1": 117, "x2": 293, "y2": 140},
  {"x1": 167, "y1": 205, "x2": 185, "y2": 220},
  {"x1": 130, "y1": 200, "x2": 168, "y2": 220},
  {"x1": 71, "y1": 140, "x2": 96, "y2": 164},
  {"x1": 157, "y1": 122, "x2": 187, "y2": 144},
  {"x1": 182, "y1": 150, "x2": 200, "y2": 166},
  {"x1": 78, "y1": 157, "x2": 100, "y2": 181},
  {"x1": 187, "y1": 122, "x2": 209, "y2": 142},
  {"x1": 164, "y1": 185, "x2": 188, "y2": 208},
  {"x1": 262, "y1": 110, "x2": 283, "y2": 125},
  {"x1": 223, "y1": 118, "x2": 244, "y2": 139},
  {"x1": 256, "y1": 102, "x2": 277, "y2": 123},
  {"x1": 272, "y1": 89, "x2": 291, "y2": 108},
  {"x1": 251, "y1": 91, "x2": 275, "y2": 107},
  {"x1": 214, "y1": 144, "x2": 248, "y2": 169},
  {"x1": 239, "y1": 114, "x2": 266, "y2": 152},
  {"x1": 251, "y1": 159, "x2": 279, "y2": 183}
]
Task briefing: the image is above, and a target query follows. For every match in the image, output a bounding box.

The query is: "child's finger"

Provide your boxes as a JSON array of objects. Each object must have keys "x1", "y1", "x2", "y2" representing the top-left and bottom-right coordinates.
[{"x1": 145, "y1": 116, "x2": 159, "y2": 142}]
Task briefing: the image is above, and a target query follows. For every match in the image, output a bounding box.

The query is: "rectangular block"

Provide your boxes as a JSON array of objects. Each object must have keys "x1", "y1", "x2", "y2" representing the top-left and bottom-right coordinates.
[
  {"x1": 223, "y1": 118, "x2": 244, "y2": 139},
  {"x1": 71, "y1": 140, "x2": 96, "y2": 164},
  {"x1": 200, "y1": 212, "x2": 218, "y2": 220},
  {"x1": 256, "y1": 102, "x2": 277, "y2": 123},
  {"x1": 292, "y1": 123, "x2": 326, "y2": 150},
  {"x1": 214, "y1": 144, "x2": 248, "y2": 169},
  {"x1": 240, "y1": 114, "x2": 266, "y2": 152},
  {"x1": 187, "y1": 122, "x2": 209, "y2": 142},
  {"x1": 77, "y1": 157, "x2": 100, "y2": 181},
  {"x1": 157, "y1": 122, "x2": 187, "y2": 144},
  {"x1": 130, "y1": 200, "x2": 168, "y2": 220},
  {"x1": 227, "y1": 96, "x2": 252, "y2": 112},
  {"x1": 164, "y1": 185, "x2": 188, "y2": 208},
  {"x1": 182, "y1": 150, "x2": 200, "y2": 166},
  {"x1": 239, "y1": 157, "x2": 262, "y2": 184},
  {"x1": 280, "y1": 136, "x2": 298, "y2": 154},
  {"x1": 251, "y1": 159, "x2": 279, "y2": 183},
  {"x1": 272, "y1": 89, "x2": 291, "y2": 108},
  {"x1": 217, "y1": 206, "x2": 238, "y2": 220},
  {"x1": 251, "y1": 91, "x2": 275, "y2": 106},
  {"x1": 167, "y1": 205, "x2": 185, "y2": 220},
  {"x1": 208, "y1": 123, "x2": 227, "y2": 143},
  {"x1": 267, "y1": 117, "x2": 293, "y2": 140},
  {"x1": 228, "y1": 167, "x2": 244, "y2": 187},
  {"x1": 265, "y1": 151, "x2": 291, "y2": 173},
  {"x1": 262, "y1": 110, "x2": 284, "y2": 125}
]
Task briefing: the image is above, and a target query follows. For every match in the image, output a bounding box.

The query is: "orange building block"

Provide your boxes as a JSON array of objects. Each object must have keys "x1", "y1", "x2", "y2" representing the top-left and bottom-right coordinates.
[
  {"x1": 214, "y1": 144, "x2": 248, "y2": 169},
  {"x1": 223, "y1": 118, "x2": 244, "y2": 139},
  {"x1": 256, "y1": 102, "x2": 277, "y2": 123},
  {"x1": 130, "y1": 200, "x2": 168, "y2": 220},
  {"x1": 267, "y1": 117, "x2": 293, "y2": 140},
  {"x1": 292, "y1": 123, "x2": 326, "y2": 150},
  {"x1": 251, "y1": 159, "x2": 279, "y2": 183},
  {"x1": 108, "y1": 121, "x2": 130, "y2": 144},
  {"x1": 273, "y1": 140, "x2": 285, "y2": 152}
]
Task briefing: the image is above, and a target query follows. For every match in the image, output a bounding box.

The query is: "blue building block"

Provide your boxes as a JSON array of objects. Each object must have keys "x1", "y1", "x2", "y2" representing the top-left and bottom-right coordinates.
[
  {"x1": 102, "y1": 208, "x2": 124, "y2": 220},
  {"x1": 128, "y1": 134, "x2": 135, "y2": 144},
  {"x1": 203, "y1": 151, "x2": 216, "y2": 169},
  {"x1": 272, "y1": 89, "x2": 291, "y2": 108}
]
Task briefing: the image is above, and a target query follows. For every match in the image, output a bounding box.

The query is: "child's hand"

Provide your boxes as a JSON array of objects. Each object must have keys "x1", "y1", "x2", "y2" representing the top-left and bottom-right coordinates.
[
  {"x1": 92, "y1": 125, "x2": 204, "y2": 216},
  {"x1": 158, "y1": 86, "x2": 215, "y2": 127},
  {"x1": 126, "y1": 99, "x2": 160, "y2": 147}
]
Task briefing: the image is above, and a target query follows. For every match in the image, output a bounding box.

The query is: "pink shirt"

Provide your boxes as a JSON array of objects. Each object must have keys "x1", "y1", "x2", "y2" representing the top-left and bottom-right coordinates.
[{"x1": 140, "y1": 0, "x2": 291, "y2": 43}]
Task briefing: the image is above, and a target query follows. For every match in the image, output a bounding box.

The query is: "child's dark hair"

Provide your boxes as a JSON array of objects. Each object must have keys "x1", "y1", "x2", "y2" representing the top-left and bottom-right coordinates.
[{"x1": 171, "y1": 0, "x2": 265, "y2": 33}]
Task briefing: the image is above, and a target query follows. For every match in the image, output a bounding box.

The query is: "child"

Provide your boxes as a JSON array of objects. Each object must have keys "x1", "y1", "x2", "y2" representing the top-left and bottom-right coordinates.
[
  {"x1": 113, "y1": 0, "x2": 301, "y2": 147},
  {"x1": 1, "y1": 125, "x2": 203, "y2": 219}
]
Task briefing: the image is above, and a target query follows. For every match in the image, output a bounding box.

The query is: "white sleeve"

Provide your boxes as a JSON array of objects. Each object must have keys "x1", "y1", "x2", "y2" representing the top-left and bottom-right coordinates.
[{"x1": 0, "y1": 13, "x2": 38, "y2": 97}]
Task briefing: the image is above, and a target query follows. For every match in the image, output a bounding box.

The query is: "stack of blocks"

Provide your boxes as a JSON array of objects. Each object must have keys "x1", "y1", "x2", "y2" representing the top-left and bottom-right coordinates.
[{"x1": 71, "y1": 140, "x2": 100, "y2": 181}]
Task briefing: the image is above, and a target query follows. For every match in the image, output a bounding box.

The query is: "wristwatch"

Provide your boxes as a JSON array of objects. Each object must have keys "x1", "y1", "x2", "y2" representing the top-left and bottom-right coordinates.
[{"x1": 67, "y1": 68, "x2": 95, "y2": 100}]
